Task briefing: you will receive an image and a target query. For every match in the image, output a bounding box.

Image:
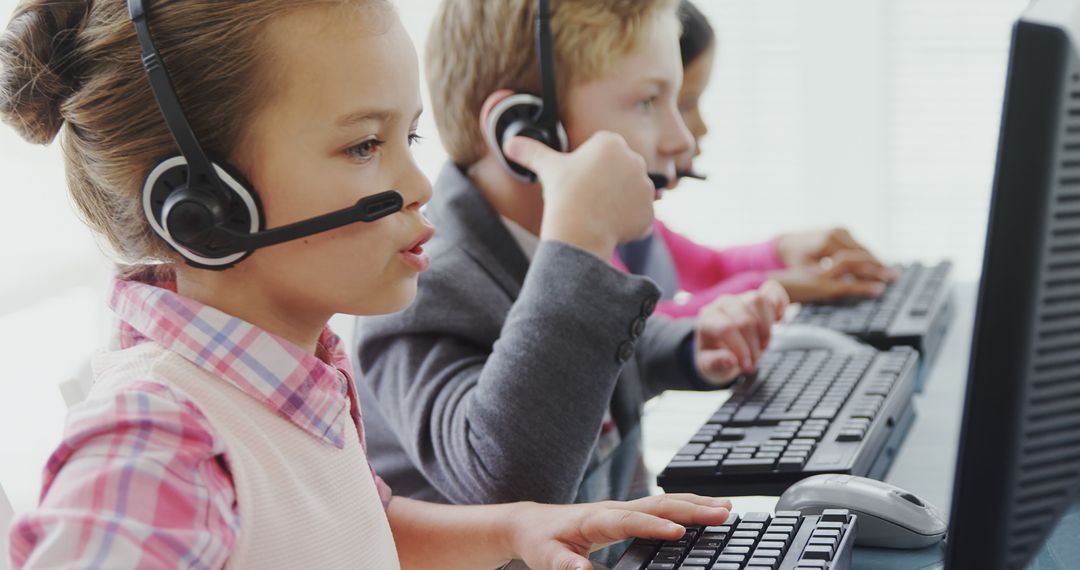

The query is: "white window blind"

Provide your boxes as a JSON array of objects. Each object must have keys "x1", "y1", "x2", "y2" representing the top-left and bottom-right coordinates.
[{"x1": 655, "y1": 0, "x2": 1030, "y2": 281}]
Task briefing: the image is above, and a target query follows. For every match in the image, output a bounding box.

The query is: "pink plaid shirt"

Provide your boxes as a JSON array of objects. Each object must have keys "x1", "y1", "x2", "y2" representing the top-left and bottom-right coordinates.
[{"x1": 9, "y1": 269, "x2": 392, "y2": 569}]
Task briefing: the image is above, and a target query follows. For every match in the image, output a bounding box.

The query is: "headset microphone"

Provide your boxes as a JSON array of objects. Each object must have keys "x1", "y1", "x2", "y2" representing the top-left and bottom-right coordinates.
[{"x1": 129, "y1": 0, "x2": 404, "y2": 270}]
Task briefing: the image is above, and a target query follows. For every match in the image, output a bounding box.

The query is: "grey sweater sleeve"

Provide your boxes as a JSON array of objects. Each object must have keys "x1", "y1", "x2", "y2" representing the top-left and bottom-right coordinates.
[
  {"x1": 356, "y1": 241, "x2": 689, "y2": 505},
  {"x1": 634, "y1": 315, "x2": 700, "y2": 401}
]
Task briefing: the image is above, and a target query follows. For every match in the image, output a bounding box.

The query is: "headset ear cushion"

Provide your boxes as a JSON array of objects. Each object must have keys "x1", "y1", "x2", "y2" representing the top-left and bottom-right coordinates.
[
  {"x1": 141, "y1": 155, "x2": 264, "y2": 269},
  {"x1": 215, "y1": 161, "x2": 265, "y2": 235},
  {"x1": 485, "y1": 93, "x2": 568, "y2": 183}
]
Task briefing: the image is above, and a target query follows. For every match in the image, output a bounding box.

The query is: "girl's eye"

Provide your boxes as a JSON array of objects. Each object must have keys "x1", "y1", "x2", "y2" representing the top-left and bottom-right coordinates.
[
  {"x1": 639, "y1": 96, "x2": 658, "y2": 112},
  {"x1": 346, "y1": 138, "x2": 384, "y2": 160},
  {"x1": 408, "y1": 133, "x2": 424, "y2": 147}
]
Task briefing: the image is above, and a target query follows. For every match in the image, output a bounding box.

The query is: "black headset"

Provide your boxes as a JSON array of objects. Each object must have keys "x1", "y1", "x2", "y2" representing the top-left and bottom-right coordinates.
[
  {"x1": 128, "y1": 0, "x2": 404, "y2": 270},
  {"x1": 486, "y1": 0, "x2": 567, "y2": 183},
  {"x1": 488, "y1": 0, "x2": 670, "y2": 189}
]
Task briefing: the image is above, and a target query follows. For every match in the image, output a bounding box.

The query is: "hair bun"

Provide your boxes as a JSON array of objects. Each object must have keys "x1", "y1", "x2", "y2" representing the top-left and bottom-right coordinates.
[{"x1": 0, "y1": 0, "x2": 89, "y2": 144}]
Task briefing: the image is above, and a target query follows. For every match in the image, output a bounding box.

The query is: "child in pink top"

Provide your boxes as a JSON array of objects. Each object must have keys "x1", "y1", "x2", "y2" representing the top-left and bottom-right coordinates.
[
  {"x1": 617, "y1": 0, "x2": 898, "y2": 318},
  {"x1": 0, "y1": 1, "x2": 734, "y2": 568}
]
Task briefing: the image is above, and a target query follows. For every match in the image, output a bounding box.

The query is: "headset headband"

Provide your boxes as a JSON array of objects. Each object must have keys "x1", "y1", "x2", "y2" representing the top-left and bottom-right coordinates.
[
  {"x1": 535, "y1": 0, "x2": 559, "y2": 133},
  {"x1": 127, "y1": 0, "x2": 224, "y2": 197}
]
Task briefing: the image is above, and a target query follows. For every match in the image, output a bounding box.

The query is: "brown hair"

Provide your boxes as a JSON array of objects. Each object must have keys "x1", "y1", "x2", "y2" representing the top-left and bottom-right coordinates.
[
  {"x1": 426, "y1": 0, "x2": 677, "y2": 168},
  {"x1": 0, "y1": 0, "x2": 386, "y2": 264}
]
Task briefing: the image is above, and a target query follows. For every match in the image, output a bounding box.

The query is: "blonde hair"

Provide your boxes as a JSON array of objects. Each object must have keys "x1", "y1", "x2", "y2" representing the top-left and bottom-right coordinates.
[
  {"x1": 427, "y1": 0, "x2": 677, "y2": 168},
  {"x1": 0, "y1": 0, "x2": 388, "y2": 265}
]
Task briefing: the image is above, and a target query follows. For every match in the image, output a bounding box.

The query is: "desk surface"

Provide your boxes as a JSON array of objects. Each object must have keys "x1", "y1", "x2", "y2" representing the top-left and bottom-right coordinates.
[{"x1": 642, "y1": 283, "x2": 980, "y2": 569}]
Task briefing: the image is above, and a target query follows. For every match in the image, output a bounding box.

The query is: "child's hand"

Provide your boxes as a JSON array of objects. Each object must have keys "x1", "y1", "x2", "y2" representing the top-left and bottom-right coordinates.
[
  {"x1": 776, "y1": 228, "x2": 897, "y2": 279},
  {"x1": 693, "y1": 280, "x2": 790, "y2": 384},
  {"x1": 504, "y1": 132, "x2": 656, "y2": 260},
  {"x1": 508, "y1": 494, "x2": 732, "y2": 570},
  {"x1": 770, "y1": 249, "x2": 895, "y2": 303}
]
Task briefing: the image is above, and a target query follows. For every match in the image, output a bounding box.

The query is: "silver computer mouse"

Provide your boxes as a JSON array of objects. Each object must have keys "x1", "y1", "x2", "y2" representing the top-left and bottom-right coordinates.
[
  {"x1": 768, "y1": 324, "x2": 868, "y2": 354},
  {"x1": 776, "y1": 474, "x2": 947, "y2": 549}
]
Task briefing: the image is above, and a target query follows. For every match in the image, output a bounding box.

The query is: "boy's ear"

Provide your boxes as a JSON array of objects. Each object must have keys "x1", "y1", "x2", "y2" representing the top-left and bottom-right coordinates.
[{"x1": 479, "y1": 89, "x2": 518, "y2": 135}]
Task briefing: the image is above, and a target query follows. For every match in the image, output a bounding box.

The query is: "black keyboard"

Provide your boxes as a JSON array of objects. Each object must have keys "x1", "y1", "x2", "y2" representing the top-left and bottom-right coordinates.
[
  {"x1": 612, "y1": 510, "x2": 857, "y2": 570},
  {"x1": 657, "y1": 347, "x2": 919, "y2": 496},
  {"x1": 789, "y1": 262, "x2": 952, "y2": 380}
]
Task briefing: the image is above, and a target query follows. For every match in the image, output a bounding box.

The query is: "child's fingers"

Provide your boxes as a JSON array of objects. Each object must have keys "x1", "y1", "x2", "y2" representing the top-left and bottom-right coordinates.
[
  {"x1": 578, "y1": 509, "x2": 687, "y2": 547},
  {"x1": 503, "y1": 135, "x2": 561, "y2": 174},
  {"x1": 696, "y1": 349, "x2": 741, "y2": 384},
  {"x1": 548, "y1": 550, "x2": 594, "y2": 570},
  {"x1": 834, "y1": 279, "x2": 886, "y2": 299},
  {"x1": 760, "y1": 280, "x2": 791, "y2": 320},
  {"x1": 624, "y1": 494, "x2": 734, "y2": 527},
  {"x1": 653, "y1": 494, "x2": 733, "y2": 512}
]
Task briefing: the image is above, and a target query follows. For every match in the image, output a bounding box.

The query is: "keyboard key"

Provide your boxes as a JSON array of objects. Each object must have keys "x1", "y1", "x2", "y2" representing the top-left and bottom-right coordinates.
[
  {"x1": 741, "y1": 512, "x2": 772, "y2": 522},
  {"x1": 836, "y1": 429, "x2": 864, "y2": 442},
  {"x1": 811, "y1": 529, "x2": 841, "y2": 540},
  {"x1": 758, "y1": 411, "x2": 809, "y2": 422},
  {"x1": 795, "y1": 561, "x2": 827, "y2": 568},
  {"x1": 718, "y1": 428, "x2": 747, "y2": 441},
  {"x1": 720, "y1": 545, "x2": 750, "y2": 555},
  {"x1": 681, "y1": 556, "x2": 712, "y2": 566},
  {"x1": 645, "y1": 563, "x2": 675, "y2": 570},
  {"x1": 732, "y1": 406, "x2": 764, "y2": 424},
  {"x1": 801, "y1": 545, "x2": 833, "y2": 560},
  {"x1": 711, "y1": 565, "x2": 741, "y2": 570},
  {"x1": 677, "y1": 444, "x2": 706, "y2": 456},
  {"x1": 778, "y1": 457, "x2": 806, "y2": 471},
  {"x1": 665, "y1": 460, "x2": 720, "y2": 475},
  {"x1": 721, "y1": 458, "x2": 777, "y2": 473},
  {"x1": 820, "y1": 509, "x2": 850, "y2": 523}
]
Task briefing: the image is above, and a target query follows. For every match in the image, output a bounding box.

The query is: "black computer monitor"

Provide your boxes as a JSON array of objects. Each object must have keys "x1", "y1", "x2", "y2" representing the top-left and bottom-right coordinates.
[{"x1": 947, "y1": 1, "x2": 1080, "y2": 568}]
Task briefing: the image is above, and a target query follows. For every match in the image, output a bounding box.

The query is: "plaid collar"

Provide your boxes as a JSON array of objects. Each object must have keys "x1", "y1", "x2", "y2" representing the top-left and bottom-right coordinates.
[{"x1": 109, "y1": 268, "x2": 352, "y2": 448}]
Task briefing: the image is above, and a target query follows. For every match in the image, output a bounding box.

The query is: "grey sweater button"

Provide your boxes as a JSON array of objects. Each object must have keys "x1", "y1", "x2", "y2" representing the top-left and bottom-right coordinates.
[
  {"x1": 642, "y1": 296, "x2": 659, "y2": 316},
  {"x1": 630, "y1": 316, "x2": 647, "y2": 339},
  {"x1": 617, "y1": 340, "x2": 636, "y2": 363}
]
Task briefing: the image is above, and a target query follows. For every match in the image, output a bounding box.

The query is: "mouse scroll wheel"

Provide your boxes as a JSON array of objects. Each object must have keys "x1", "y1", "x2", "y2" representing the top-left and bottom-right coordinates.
[{"x1": 897, "y1": 491, "x2": 925, "y2": 507}]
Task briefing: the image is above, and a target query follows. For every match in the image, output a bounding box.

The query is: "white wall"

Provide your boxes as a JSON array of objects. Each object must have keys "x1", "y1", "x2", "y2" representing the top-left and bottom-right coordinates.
[{"x1": 0, "y1": 0, "x2": 1028, "y2": 514}]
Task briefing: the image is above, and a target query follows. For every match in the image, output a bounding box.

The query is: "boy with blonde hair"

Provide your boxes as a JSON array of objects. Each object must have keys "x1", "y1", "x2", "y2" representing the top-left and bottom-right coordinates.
[{"x1": 354, "y1": 0, "x2": 787, "y2": 516}]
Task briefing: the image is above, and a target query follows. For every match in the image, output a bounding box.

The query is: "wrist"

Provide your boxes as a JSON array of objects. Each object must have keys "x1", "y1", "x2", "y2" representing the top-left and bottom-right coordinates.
[
  {"x1": 540, "y1": 218, "x2": 617, "y2": 260},
  {"x1": 501, "y1": 501, "x2": 537, "y2": 561}
]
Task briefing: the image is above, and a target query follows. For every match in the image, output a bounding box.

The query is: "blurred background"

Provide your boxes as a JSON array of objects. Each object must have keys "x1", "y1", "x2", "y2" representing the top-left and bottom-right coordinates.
[{"x1": 0, "y1": 0, "x2": 1029, "y2": 513}]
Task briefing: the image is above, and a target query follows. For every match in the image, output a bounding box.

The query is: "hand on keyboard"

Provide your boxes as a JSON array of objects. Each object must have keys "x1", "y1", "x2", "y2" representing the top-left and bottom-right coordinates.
[
  {"x1": 506, "y1": 494, "x2": 733, "y2": 570},
  {"x1": 774, "y1": 227, "x2": 891, "y2": 274},
  {"x1": 695, "y1": 280, "x2": 789, "y2": 384},
  {"x1": 769, "y1": 250, "x2": 897, "y2": 303}
]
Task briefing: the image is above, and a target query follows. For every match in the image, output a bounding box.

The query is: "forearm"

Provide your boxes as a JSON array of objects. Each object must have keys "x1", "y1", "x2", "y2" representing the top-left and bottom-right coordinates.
[
  {"x1": 654, "y1": 271, "x2": 773, "y2": 319},
  {"x1": 388, "y1": 497, "x2": 517, "y2": 570}
]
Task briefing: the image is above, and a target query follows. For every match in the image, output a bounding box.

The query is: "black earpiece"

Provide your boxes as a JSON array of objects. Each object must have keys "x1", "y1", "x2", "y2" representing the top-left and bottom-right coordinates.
[
  {"x1": 487, "y1": 0, "x2": 568, "y2": 183},
  {"x1": 486, "y1": 0, "x2": 674, "y2": 192},
  {"x1": 128, "y1": 0, "x2": 404, "y2": 270}
]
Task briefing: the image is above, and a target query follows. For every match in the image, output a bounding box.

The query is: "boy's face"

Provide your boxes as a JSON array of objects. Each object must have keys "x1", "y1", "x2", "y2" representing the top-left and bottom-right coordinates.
[
  {"x1": 563, "y1": 10, "x2": 692, "y2": 195},
  {"x1": 234, "y1": 7, "x2": 434, "y2": 318}
]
